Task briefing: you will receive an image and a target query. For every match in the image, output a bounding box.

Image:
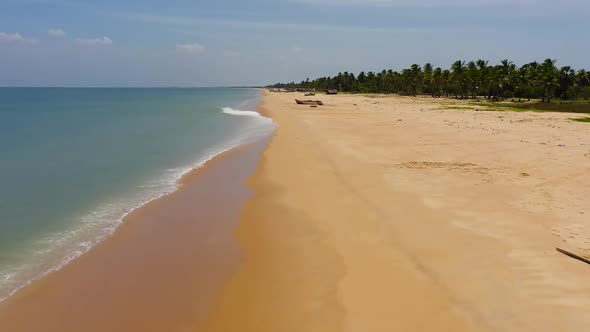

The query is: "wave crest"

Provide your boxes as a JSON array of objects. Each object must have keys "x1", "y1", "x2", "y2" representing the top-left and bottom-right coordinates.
[{"x1": 222, "y1": 107, "x2": 263, "y2": 118}]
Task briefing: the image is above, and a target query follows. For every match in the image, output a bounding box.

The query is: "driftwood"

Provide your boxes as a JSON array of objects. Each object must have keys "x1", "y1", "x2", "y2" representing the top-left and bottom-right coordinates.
[{"x1": 556, "y1": 248, "x2": 590, "y2": 265}]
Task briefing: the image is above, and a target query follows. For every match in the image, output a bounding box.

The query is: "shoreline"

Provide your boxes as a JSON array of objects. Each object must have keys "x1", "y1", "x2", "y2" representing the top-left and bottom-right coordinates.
[
  {"x1": 0, "y1": 110, "x2": 273, "y2": 331},
  {"x1": 0, "y1": 143, "x2": 259, "y2": 305}
]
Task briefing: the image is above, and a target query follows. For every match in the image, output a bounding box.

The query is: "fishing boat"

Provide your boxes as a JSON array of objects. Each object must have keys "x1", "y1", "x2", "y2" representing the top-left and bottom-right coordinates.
[{"x1": 295, "y1": 99, "x2": 323, "y2": 105}]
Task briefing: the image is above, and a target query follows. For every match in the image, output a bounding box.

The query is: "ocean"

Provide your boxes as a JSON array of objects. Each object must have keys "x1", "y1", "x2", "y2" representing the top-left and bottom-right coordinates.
[{"x1": 0, "y1": 87, "x2": 273, "y2": 301}]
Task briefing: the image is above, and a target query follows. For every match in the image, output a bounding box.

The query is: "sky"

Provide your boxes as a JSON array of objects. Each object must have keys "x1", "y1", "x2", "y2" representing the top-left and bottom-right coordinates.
[{"x1": 1, "y1": 0, "x2": 589, "y2": 87}]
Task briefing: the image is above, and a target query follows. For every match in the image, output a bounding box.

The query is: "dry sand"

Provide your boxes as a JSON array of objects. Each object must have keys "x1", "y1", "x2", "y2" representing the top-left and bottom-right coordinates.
[{"x1": 205, "y1": 91, "x2": 590, "y2": 332}]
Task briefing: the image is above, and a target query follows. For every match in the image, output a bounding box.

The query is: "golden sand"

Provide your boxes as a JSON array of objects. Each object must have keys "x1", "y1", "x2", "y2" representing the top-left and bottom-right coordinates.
[{"x1": 204, "y1": 91, "x2": 590, "y2": 332}]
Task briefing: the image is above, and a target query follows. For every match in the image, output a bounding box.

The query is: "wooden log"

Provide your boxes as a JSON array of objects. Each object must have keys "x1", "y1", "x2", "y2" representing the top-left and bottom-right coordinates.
[{"x1": 556, "y1": 248, "x2": 590, "y2": 265}]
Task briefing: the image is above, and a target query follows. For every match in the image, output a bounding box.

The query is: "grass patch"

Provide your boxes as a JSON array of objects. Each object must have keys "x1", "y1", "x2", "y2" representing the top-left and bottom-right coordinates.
[
  {"x1": 468, "y1": 100, "x2": 590, "y2": 114},
  {"x1": 506, "y1": 101, "x2": 590, "y2": 114},
  {"x1": 438, "y1": 105, "x2": 476, "y2": 110},
  {"x1": 571, "y1": 117, "x2": 590, "y2": 123},
  {"x1": 467, "y1": 102, "x2": 543, "y2": 113}
]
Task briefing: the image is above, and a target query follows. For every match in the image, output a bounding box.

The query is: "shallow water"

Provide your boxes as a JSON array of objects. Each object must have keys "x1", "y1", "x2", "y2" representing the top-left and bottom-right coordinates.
[{"x1": 0, "y1": 87, "x2": 273, "y2": 301}]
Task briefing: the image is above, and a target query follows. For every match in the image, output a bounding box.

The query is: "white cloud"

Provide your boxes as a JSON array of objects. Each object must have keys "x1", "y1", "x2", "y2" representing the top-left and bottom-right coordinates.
[
  {"x1": 176, "y1": 42, "x2": 206, "y2": 55},
  {"x1": 74, "y1": 36, "x2": 113, "y2": 46},
  {"x1": 48, "y1": 28, "x2": 66, "y2": 37},
  {"x1": 0, "y1": 32, "x2": 25, "y2": 42},
  {"x1": 0, "y1": 32, "x2": 36, "y2": 43}
]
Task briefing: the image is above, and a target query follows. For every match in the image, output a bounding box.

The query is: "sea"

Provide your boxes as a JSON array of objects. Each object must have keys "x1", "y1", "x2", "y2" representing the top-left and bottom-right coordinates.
[{"x1": 0, "y1": 87, "x2": 273, "y2": 302}]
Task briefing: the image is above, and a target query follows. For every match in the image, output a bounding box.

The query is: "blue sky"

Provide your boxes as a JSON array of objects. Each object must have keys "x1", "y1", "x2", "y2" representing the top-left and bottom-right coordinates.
[{"x1": 1, "y1": 0, "x2": 589, "y2": 87}]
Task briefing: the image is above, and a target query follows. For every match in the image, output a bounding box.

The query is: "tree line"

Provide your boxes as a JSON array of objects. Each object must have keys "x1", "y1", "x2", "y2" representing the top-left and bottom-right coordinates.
[{"x1": 269, "y1": 59, "x2": 590, "y2": 102}]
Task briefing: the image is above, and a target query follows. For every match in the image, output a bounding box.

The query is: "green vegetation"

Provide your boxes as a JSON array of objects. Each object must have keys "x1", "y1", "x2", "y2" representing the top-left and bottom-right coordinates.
[
  {"x1": 465, "y1": 99, "x2": 590, "y2": 114},
  {"x1": 438, "y1": 106, "x2": 476, "y2": 110},
  {"x1": 270, "y1": 59, "x2": 590, "y2": 105},
  {"x1": 571, "y1": 117, "x2": 590, "y2": 123},
  {"x1": 504, "y1": 100, "x2": 590, "y2": 113}
]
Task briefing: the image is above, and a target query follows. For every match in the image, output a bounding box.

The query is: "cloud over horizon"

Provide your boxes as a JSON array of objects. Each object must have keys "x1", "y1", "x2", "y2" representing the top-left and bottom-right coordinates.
[
  {"x1": 48, "y1": 28, "x2": 66, "y2": 37},
  {"x1": 0, "y1": 32, "x2": 36, "y2": 44},
  {"x1": 176, "y1": 42, "x2": 206, "y2": 55}
]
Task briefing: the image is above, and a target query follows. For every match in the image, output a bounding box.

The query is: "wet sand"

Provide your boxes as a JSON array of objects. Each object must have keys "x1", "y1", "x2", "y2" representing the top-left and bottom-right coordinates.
[
  {"x1": 0, "y1": 140, "x2": 269, "y2": 332},
  {"x1": 204, "y1": 91, "x2": 590, "y2": 332}
]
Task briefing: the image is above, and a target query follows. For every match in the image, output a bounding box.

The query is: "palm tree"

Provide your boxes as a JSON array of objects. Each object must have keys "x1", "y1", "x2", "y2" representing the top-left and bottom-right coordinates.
[
  {"x1": 411, "y1": 64, "x2": 423, "y2": 95},
  {"x1": 441, "y1": 69, "x2": 451, "y2": 97},
  {"x1": 476, "y1": 59, "x2": 489, "y2": 98},
  {"x1": 558, "y1": 66, "x2": 576, "y2": 99},
  {"x1": 514, "y1": 64, "x2": 534, "y2": 101},
  {"x1": 525, "y1": 61, "x2": 541, "y2": 100},
  {"x1": 400, "y1": 69, "x2": 413, "y2": 96},
  {"x1": 466, "y1": 61, "x2": 478, "y2": 98},
  {"x1": 423, "y1": 63, "x2": 433, "y2": 96},
  {"x1": 497, "y1": 59, "x2": 515, "y2": 99},
  {"x1": 451, "y1": 60, "x2": 467, "y2": 98},
  {"x1": 540, "y1": 59, "x2": 559, "y2": 102},
  {"x1": 432, "y1": 67, "x2": 442, "y2": 97},
  {"x1": 487, "y1": 66, "x2": 501, "y2": 100}
]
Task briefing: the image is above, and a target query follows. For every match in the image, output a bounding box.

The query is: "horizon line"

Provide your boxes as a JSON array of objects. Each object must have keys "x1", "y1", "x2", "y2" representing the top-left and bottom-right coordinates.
[{"x1": 0, "y1": 86, "x2": 266, "y2": 89}]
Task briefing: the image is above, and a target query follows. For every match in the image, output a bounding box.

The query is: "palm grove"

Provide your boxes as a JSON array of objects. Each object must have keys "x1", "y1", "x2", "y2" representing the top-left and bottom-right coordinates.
[{"x1": 271, "y1": 59, "x2": 590, "y2": 102}]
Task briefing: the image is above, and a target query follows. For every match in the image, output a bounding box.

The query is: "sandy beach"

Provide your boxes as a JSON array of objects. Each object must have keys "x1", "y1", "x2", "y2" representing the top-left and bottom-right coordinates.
[
  {"x1": 205, "y1": 91, "x2": 590, "y2": 332},
  {"x1": 1, "y1": 90, "x2": 589, "y2": 332}
]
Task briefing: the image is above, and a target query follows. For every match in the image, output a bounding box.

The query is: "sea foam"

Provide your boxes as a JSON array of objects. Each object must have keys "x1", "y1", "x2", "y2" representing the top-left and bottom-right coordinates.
[{"x1": 222, "y1": 107, "x2": 264, "y2": 118}]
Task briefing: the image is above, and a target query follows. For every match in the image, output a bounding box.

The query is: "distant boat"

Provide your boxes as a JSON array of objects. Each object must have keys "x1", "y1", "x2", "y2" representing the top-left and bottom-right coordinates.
[
  {"x1": 326, "y1": 89, "x2": 338, "y2": 95},
  {"x1": 295, "y1": 99, "x2": 323, "y2": 105},
  {"x1": 304, "y1": 93, "x2": 316, "y2": 96}
]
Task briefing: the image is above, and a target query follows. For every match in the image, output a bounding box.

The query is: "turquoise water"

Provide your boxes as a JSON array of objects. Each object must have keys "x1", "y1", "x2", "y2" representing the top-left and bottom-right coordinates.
[{"x1": 0, "y1": 88, "x2": 273, "y2": 301}]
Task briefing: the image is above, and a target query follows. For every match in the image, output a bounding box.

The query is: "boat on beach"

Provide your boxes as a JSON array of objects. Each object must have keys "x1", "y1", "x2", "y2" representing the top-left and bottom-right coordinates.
[{"x1": 295, "y1": 99, "x2": 323, "y2": 105}]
